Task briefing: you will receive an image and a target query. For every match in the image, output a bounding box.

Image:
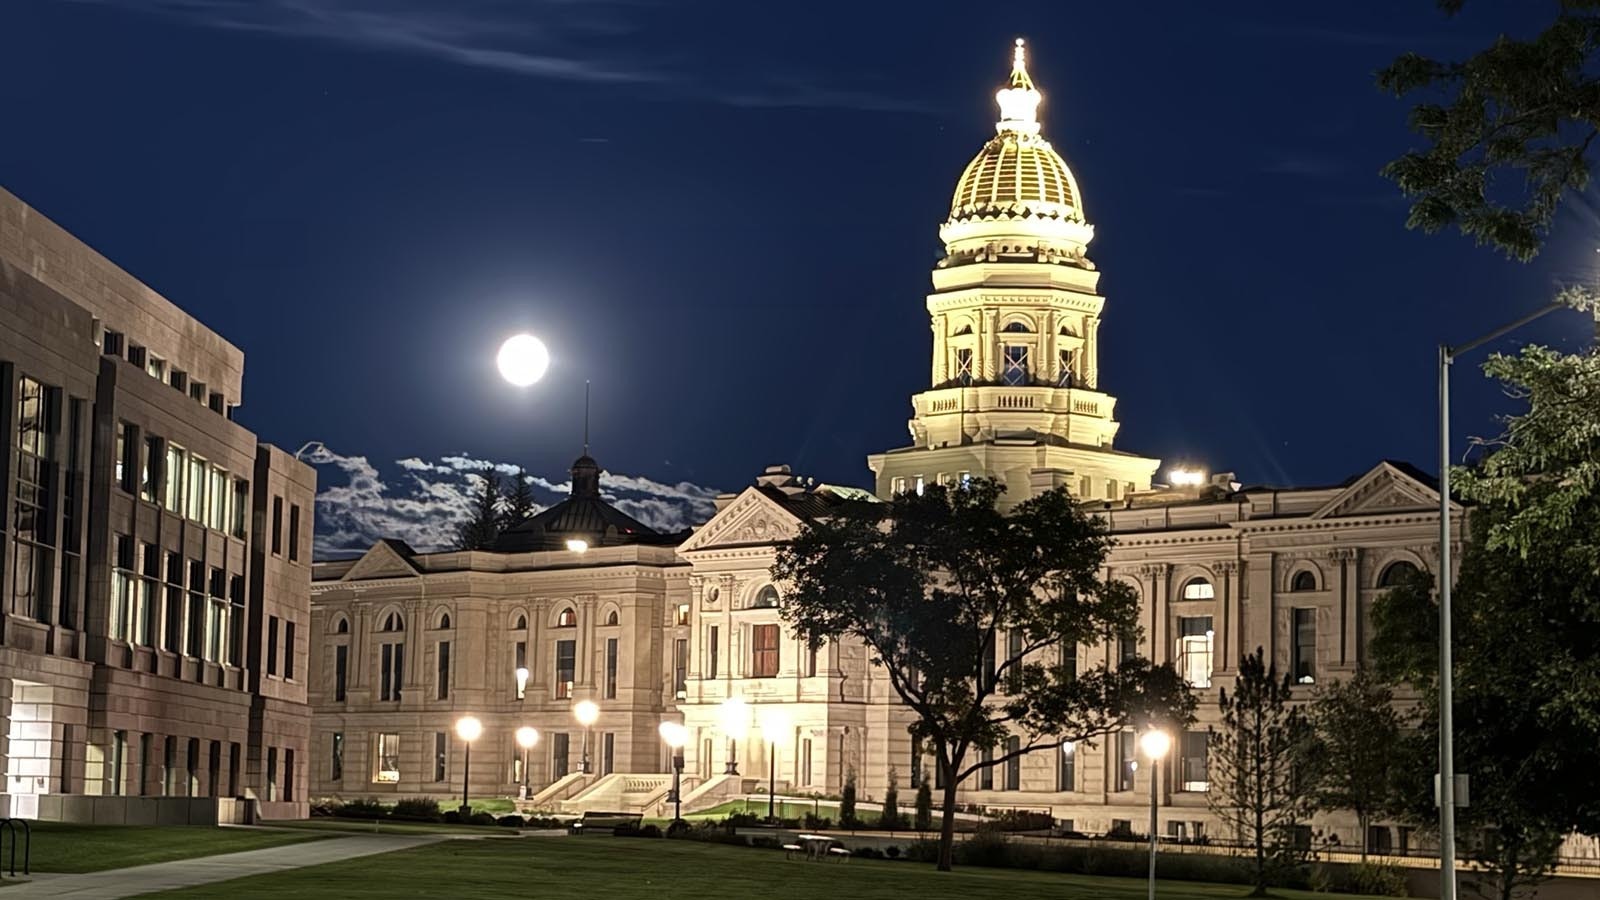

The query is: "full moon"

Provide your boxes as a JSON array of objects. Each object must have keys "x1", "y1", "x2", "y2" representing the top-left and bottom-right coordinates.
[{"x1": 496, "y1": 333, "x2": 550, "y2": 387}]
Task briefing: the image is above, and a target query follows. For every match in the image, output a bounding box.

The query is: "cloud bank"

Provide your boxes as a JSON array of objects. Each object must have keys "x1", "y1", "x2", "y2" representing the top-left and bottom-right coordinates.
[{"x1": 303, "y1": 444, "x2": 721, "y2": 558}]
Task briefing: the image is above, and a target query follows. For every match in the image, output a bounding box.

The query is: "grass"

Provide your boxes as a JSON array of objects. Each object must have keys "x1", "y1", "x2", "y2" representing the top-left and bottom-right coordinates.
[
  {"x1": 273, "y1": 818, "x2": 508, "y2": 836},
  {"x1": 137, "y1": 832, "x2": 1397, "y2": 900},
  {"x1": 23, "y1": 822, "x2": 328, "y2": 873},
  {"x1": 675, "y1": 799, "x2": 825, "y2": 821}
]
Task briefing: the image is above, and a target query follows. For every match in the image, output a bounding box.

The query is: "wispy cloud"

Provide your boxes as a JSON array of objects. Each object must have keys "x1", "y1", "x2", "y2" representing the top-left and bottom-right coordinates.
[
  {"x1": 1262, "y1": 154, "x2": 1348, "y2": 179},
  {"x1": 67, "y1": 0, "x2": 923, "y2": 112},
  {"x1": 304, "y1": 444, "x2": 720, "y2": 558}
]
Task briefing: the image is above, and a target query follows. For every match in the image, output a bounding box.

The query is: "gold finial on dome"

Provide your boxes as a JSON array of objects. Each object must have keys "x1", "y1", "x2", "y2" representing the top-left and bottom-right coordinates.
[{"x1": 995, "y1": 37, "x2": 1042, "y2": 134}]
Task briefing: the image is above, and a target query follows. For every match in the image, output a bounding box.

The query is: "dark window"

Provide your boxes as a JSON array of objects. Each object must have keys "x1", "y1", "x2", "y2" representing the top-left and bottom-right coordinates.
[
  {"x1": 1061, "y1": 642, "x2": 1077, "y2": 682},
  {"x1": 805, "y1": 643, "x2": 818, "y2": 678},
  {"x1": 751, "y1": 625, "x2": 780, "y2": 677},
  {"x1": 1057, "y1": 349, "x2": 1075, "y2": 387},
  {"x1": 12, "y1": 376, "x2": 55, "y2": 621},
  {"x1": 552, "y1": 733, "x2": 570, "y2": 778},
  {"x1": 1180, "y1": 730, "x2": 1210, "y2": 791},
  {"x1": 229, "y1": 743, "x2": 240, "y2": 796},
  {"x1": 1005, "y1": 630, "x2": 1024, "y2": 693},
  {"x1": 1292, "y1": 608, "x2": 1316, "y2": 684},
  {"x1": 331, "y1": 732, "x2": 344, "y2": 781},
  {"x1": 116, "y1": 421, "x2": 136, "y2": 492},
  {"x1": 1003, "y1": 736, "x2": 1021, "y2": 790},
  {"x1": 434, "y1": 732, "x2": 447, "y2": 782},
  {"x1": 671, "y1": 638, "x2": 686, "y2": 696},
  {"x1": 334, "y1": 644, "x2": 348, "y2": 702},
  {"x1": 1001, "y1": 320, "x2": 1030, "y2": 333},
  {"x1": 979, "y1": 746, "x2": 993, "y2": 790},
  {"x1": 752, "y1": 586, "x2": 779, "y2": 608},
  {"x1": 1379, "y1": 561, "x2": 1420, "y2": 588},
  {"x1": 955, "y1": 348, "x2": 974, "y2": 385},
  {"x1": 163, "y1": 553, "x2": 183, "y2": 651},
  {"x1": 271, "y1": 497, "x2": 283, "y2": 555},
  {"x1": 708, "y1": 626, "x2": 719, "y2": 678},
  {"x1": 284, "y1": 622, "x2": 296, "y2": 679},
  {"x1": 606, "y1": 637, "x2": 620, "y2": 699},
  {"x1": 1117, "y1": 731, "x2": 1137, "y2": 791},
  {"x1": 555, "y1": 639, "x2": 575, "y2": 699},
  {"x1": 1291, "y1": 570, "x2": 1317, "y2": 592},
  {"x1": 266, "y1": 616, "x2": 279, "y2": 676},
  {"x1": 284, "y1": 748, "x2": 295, "y2": 802},
  {"x1": 231, "y1": 479, "x2": 248, "y2": 538},
  {"x1": 142, "y1": 436, "x2": 161, "y2": 502},
  {"x1": 981, "y1": 632, "x2": 997, "y2": 690},
  {"x1": 381, "y1": 642, "x2": 404, "y2": 702},
  {"x1": 186, "y1": 561, "x2": 205, "y2": 656},
  {"x1": 602, "y1": 732, "x2": 615, "y2": 776},
  {"x1": 437, "y1": 640, "x2": 451, "y2": 700},
  {"x1": 227, "y1": 575, "x2": 244, "y2": 665},
  {"x1": 1001, "y1": 345, "x2": 1029, "y2": 385},
  {"x1": 288, "y1": 504, "x2": 300, "y2": 562}
]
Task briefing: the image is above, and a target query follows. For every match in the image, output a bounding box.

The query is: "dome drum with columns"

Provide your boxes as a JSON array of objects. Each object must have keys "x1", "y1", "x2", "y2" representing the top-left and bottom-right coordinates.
[{"x1": 869, "y1": 39, "x2": 1159, "y2": 508}]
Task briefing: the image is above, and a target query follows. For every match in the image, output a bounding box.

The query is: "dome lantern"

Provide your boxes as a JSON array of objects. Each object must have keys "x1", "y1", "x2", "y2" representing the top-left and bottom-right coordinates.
[{"x1": 995, "y1": 39, "x2": 1041, "y2": 135}]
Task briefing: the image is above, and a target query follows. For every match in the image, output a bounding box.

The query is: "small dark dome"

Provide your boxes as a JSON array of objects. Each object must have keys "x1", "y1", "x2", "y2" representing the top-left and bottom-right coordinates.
[{"x1": 570, "y1": 455, "x2": 601, "y2": 498}]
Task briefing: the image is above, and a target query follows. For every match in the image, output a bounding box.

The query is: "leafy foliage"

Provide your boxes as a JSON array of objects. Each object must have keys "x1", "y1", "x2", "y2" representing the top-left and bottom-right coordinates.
[
  {"x1": 773, "y1": 478, "x2": 1194, "y2": 870},
  {"x1": 839, "y1": 769, "x2": 858, "y2": 828},
  {"x1": 1302, "y1": 674, "x2": 1405, "y2": 860},
  {"x1": 881, "y1": 767, "x2": 903, "y2": 831},
  {"x1": 914, "y1": 779, "x2": 934, "y2": 832},
  {"x1": 1380, "y1": 1, "x2": 1600, "y2": 260},
  {"x1": 1207, "y1": 648, "x2": 1312, "y2": 897}
]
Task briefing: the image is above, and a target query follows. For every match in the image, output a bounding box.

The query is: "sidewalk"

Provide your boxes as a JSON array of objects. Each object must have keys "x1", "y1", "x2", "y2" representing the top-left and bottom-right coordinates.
[{"x1": 2, "y1": 832, "x2": 447, "y2": 899}]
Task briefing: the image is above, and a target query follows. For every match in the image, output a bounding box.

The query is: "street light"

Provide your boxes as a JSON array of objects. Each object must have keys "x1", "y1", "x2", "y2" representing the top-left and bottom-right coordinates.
[
  {"x1": 515, "y1": 726, "x2": 539, "y2": 800},
  {"x1": 574, "y1": 700, "x2": 600, "y2": 774},
  {"x1": 756, "y1": 705, "x2": 791, "y2": 822},
  {"x1": 659, "y1": 720, "x2": 688, "y2": 823},
  {"x1": 1139, "y1": 729, "x2": 1172, "y2": 900},
  {"x1": 1436, "y1": 299, "x2": 1599, "y2": 900},
  {"x1": 718, "y1": 696, "x2": 749, "y2": 776},
  {"x1": 455, "y1": 715, "x2": 483, "y2": 816}
]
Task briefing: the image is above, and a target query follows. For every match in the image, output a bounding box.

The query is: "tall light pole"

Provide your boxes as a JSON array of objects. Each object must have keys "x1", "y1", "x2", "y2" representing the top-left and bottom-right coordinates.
[
  {"x1": 515, "y1": 726, "x2": 539, "y2": 801},
  {"x1": 454, "y1": 715, "x2": 482, "y2": 816},
  {"x1": 719, "y1": 696, "x2": 749, "y2": 776},
  {"x1": 574, "y1": 700, "x2": 600, "y2": 774},
  {"x1": 658, "y1": 720, "x2": 688, "y2": 823},
  {"x1": 757, "y1": 706, "x2": 791, "y2": 822},
  {"x1": 1139, "y1": 729, "x2": 1171, "y2": 900},
  {"x1": 1436, "y1": 299, "x2": 1596, "y2": 900}
]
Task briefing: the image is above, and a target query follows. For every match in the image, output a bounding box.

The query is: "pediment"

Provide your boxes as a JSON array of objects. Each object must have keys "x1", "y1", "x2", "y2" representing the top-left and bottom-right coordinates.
[
  {"x1": 1310, "y1": 462, "x2": 1443, "y2": 520},
  {"x1": 677, "y1": 487, "x2": 802, "y2": 553},
  {"x1": 340, "y1": 540, "x2": 422, "y2": 581}
]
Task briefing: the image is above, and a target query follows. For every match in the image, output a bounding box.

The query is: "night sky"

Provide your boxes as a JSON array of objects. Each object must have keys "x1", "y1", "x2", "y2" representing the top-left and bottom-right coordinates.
[{"x1": 4, "y1": 1, "x2": 1596, "y2": 552}]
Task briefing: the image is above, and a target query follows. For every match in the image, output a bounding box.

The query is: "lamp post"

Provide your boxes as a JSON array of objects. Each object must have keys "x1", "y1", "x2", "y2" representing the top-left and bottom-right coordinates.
[
  {"x1": 515, "y1": 726, "x2": 539, "y2": 800},
  {"x1": 756, "y1": 706, "x2": 791, "y2": 822},
  {"x1": 454, "y1": 715, "x2": 482, "y2": 816},
  {"x1": 1139, "y1": 729, "x2": 1171, "y2": 900},
  {"x1": 574, "y1": 700, "x2": 600, "y2": 774},
  {"x1": 718, "y1": 696, "x2": 749, "y2": 776},
  {"x1": 658, "y1": 720, "x2": 688, "y2": 823},
  {"x1": 1435, "y1": 299, "x2": 1598, "y2": 900}
]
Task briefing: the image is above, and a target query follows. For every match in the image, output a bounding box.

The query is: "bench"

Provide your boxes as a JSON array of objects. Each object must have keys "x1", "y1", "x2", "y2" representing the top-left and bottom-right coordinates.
[
  {"x1": 782, "y1": 842, "x2": 804, "y2": 859},
  {"x1": 568, "y1": 811, "x2": 644, "y2": 835},
  {"x1": 826, "y1": 846, "x2": 852, "y2": 862}
]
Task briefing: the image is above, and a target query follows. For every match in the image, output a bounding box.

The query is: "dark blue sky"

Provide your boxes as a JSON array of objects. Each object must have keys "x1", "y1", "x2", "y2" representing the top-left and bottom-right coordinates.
[{"x1": 4, "y1": 1, "x2": 1595, "y2": 516}]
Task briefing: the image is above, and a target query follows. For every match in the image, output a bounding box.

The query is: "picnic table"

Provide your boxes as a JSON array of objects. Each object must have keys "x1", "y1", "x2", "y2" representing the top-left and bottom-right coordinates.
[{"x1": 787, "y1": 833, "x2": 850, "y2": 861}]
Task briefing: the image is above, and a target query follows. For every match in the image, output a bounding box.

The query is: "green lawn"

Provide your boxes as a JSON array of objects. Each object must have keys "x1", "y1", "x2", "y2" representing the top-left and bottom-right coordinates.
[
  {"x1": 273, "y1": 818, "x2": 508, "y2": 836},
  {"x1": 25, "y1": 822, "x2": 328, "y2": 873},
  {"x1": 137, "y1": 832, "x2": 1394, "y2": 900},
  {"x1": 675, "y1": 798, "x2": 826, "y2": 821}
]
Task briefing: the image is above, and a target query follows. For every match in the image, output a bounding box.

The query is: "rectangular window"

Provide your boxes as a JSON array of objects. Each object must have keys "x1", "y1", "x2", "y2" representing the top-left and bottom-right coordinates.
[
  {"x1": 1005, "y1": 630, "x2": 1024, "y2": 693},
  {"x1": 892, "y1": 477, "x2": 906, "y2": 495},
  {"x1": 1057, "y1": 348, "x2": 1075, "y2": 387},
  {"x1": 708, "y1": 626, "x2": 719, "y2": 678},
  {"x1": 1061, "y1": 642, "x2": 1077, "y2": 682},
  {"x1": 271, "y1": 497, "x2": 283, "y2": 555},
  {"x1": 433, "y1": 732, "x2": 447, "y2": 782},
  {"x1": 954, "y1": 347, "x2": 973, "y2": 385},
  {"x1": 1059, "y1": 742, "x2": 1076, "y2": 791},
  {"x1": 111, "y1": 536, "x2": 135, "y2": 641},
  {"x1": 606, "y1": 637, "x2": 619, "y2": 700},
  {"x1": 208, "y1": 466, "x2": 227, "y2": 532},
  {"x1": 1119, "y1": 635, "x2": 1139, "y2": 664},
  {"x1": 1003, "y1": 736, "x2": 1021, "y2": 791},
  {"x1": 12, "y1": 377, "x2": 54, "y2": 621},
  {"x1": 374, "y1": 734, "x2": 399, "y2": 783},
  {"x1": 284, "y1": 748, "x2": 295, "y2": 802},
  {"x1": 331, "y1": 732, "x2": 344, "y2": 781},
  {"x1": 979, "y1": 746, "x2": 993, "y2": 790},
  {"x1": 284, "y1": 621, "x2": 296, "y2": 679},
  {"x1": 206, "y1": 568, "x2": 226, "y2": 662},
  {"x1": 552, "y1": 733, "x2": 570, "y2": 778},
  {"x1": 142, "y1": 436, "x2": 160, "y2": 502},
  {"x1": 1176, "y1": 616, "x2": 1214, "y2": 688},
  {"x1": 802, "y1": 738, "x2": 813, "y2": 786},
  {"x1": 1117, "y1": 731, "x2": 1137, "y2": 791},
  {"x1": 266, "y1": 616, "x2": 279, "y2": 676},
  {"x1": 262, "y1": 746, "x2": 273, "y2": 799},
  {"x1": 1292, "y1": 608, "x2": 1316, "y2": 684},
  {"x1": 288, "y1": 504, "x2": 301, "y2": 562},
  {"x1": 675, "y1": 603, "x2": 690, "y2": 626},
  {"x1": 981, "y1": 633, "x2": 997, "y2": 690},
  {"x1": 138, "y1": 543, "x2": 159, "y2": 645},
  {"x1": 146, "y1": 355, "x2": 165, "y2": 381},
  {"x1": 164, "y1": 443, "x2": 185, "y2": 513},
  {"x1": 437, "y1": 640, "x2": 451, "y2": 700},
  {"x1": 334, "y1": 644, "x2": 348, "y2": 702},
  {"x1": 229, "y1": 743, "x2": 240, "y2": 796},
  {"x1": 1002, "y1": 344, "x2": 1029, "y2": 385},
  {"x1": 115, "y1": 421, "x2": 135, "y2": 491},
  {"x1": 514, "y1": 641, "x2": 528, "y2": 699},
  {"x1": 111, "y1": 731, "x2": 126, "y2": 796},
  {"x1": 380, "y1": 642, "x2": 404, "y2": 702},
  {"x1": 1180, "y1": 730, "x2": 1210, "y2": 792},
  {"x1": 138, "y1": 733, "x2": 152, "y2": 796},
  {"x1": 163, "y1": 736, "x2": 176, "y2": 796},
  {"x1": 602, "y1": 732, "x2": 615, "y2": 776},
  {"x1": 207, "y1": 741, "x2": 220, "y2": 798},
  {"x1": 672, "y1": 637, "x2": 687, "y2": 696},
  {"x1": 750, "y1": 624, "x2": 780, "y2": 678},
  {"x1": 232, "y1": 479, "x2": 248, "y2": 538},
  {"x1": 186, "y1": 454, "x2": 207, "y2": 522},
  {"x1": 555, "y1": 640, "x2": 576, "y2": 699},
  {"x1": 227, "y1": 575, "x2": 244, "y2": 665},
  {"x1": 805, "y1": 643, "x2": 818, "y2": 678},
  {"x1": 914, "y1": 474, "x2": 925, "y2": 495}
]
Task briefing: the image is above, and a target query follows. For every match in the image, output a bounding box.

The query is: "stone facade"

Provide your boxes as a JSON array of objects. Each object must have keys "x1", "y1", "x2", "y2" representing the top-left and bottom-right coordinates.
[{"x1": 0, "y1": 185, "x2": 315, "y2": 822}]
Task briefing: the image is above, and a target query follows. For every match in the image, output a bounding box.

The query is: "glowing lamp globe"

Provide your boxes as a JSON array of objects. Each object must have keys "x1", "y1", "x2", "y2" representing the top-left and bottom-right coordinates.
[
  {"x1": 573, "y1": 699, "x2": 600, "y2": 727},
  {"x1": 497, "y1": 333, "x2": 550, "y2": 387},
  {"x1": 516, "y1": 726, "x2": 540, "y2": 750},
  {"x1": 658, "y1": 720, "x2": 688, "y2": 749},
  {"x1": 455, "y1": 715, "x2": 483, "y2": 743},
  {"x1": 1139, "y1": 729, "x2": 1171, "y2": 760}
]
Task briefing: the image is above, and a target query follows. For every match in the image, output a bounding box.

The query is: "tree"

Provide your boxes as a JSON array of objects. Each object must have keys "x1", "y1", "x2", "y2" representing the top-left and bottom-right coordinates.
[
  {"x1": 500, "y1": 467, "x2": 537, "y2": 531},
  {"x1": 1303, "y1": 673, "x2": 1404, "y2": 861},
  {"x1": 914, "y1": 779, "x2": 933, "y2": 832},
  {"x1": 774, "y1": 479, "x2": 1195, "y2": 871},
  {"x1": 840, "y1": 769, "x2": 858, "y2": 828},
  {"x1": 1380, "y1": 1, "x2": 1600, "y2": 261},
  {"x1": 455, "y1": 471, "x2": 502, "y2": 551},
  {"x1": 880, "y1": 766, "x2": 902, "y2": 832},
  {"x1": 1208, "y1": 648, "x2": 1312, "y2": 897}
]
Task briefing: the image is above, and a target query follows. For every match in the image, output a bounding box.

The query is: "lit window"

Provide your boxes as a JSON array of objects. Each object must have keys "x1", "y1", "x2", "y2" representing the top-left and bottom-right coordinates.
[
  {"x1": 1176, "y1": 616, "x2": 1213, "y2": 688},
  {"x1": 374, "y1": 733, "x2": 400, "y2": 783},
  {"x1": 892, "y1": 477, "x2": 906, "y2": 495},
  {"x1": 556, "y1": 608, "x2": 577, "y2": 628},
  {"x1": 146, "y1": 356, "x2": 166, "y2": 381},
  {"x1": 675, "y1": 604, "x2": 690, "y2": 626},
  {"x1": 751, "y1": 624, "x2": 780, "y2": 677},
  {"x1": 752, "y1": 586, "x2": 779, "y2": 609},
  {"x1": 1181, "y1": 578, "x2": 1215, "y2": 601},
  {"x1": 914, "y1": 475, "x2": 925, "y2": 496}
]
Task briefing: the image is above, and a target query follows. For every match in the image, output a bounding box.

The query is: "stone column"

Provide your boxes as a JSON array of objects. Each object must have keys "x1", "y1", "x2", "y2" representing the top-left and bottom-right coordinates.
[
  {"x1": 1216, "y1": 560, "x2": 1240, "y2": 674},
  {"x1": 1142, "y1": 564, "x2": 1170, "y2": 664},
  {"x1": 1245, "y1": 552, "x2": 1275, "y2": 667},
  {"x1": 1087, "y1": 318, "x2": 1101, "y2": 389},
  {"x1": 1330, "y1": 548, "x2": 1356, "y2": 667}
]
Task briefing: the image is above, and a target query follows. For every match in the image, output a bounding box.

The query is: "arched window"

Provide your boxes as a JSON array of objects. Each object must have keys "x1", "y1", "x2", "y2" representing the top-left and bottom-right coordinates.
[
  {"x1": 379, "y1": 611, "x2": 404, "y2": 632},
  {"x1": 605, "y1": 610, "x2": 619, "y2": 626},
  {"x1": 952, "y1": 324, "x2": 973, "y2": 336},
  {"x1": 556, "y1": 608, "x2": 577, "y2": 628},
  {"x1": 1181, "y1": 578, "x2": 1215, "y2": 601},
  {"x1": 333, "y1": 616, "x2": 349, "y2": 634},
  {"x1": 1290, "y1": 570, "x2": 1317, "y2": 592},
  {"x1": 752, "y1": 586, "x2": 780, "y2": 609},
  {"x1": 1378, "y1": 561, "x2": 1421, "y2": 588},
  {"x1": 1001, "y1": 321, "x2": 1031, "y2": 333},
  {"x1": 514, "y1": 614, "x2": 527, "y2": 631},
  {"x1": 437, "y1": 612, "x2": 452, "y2": 630}
]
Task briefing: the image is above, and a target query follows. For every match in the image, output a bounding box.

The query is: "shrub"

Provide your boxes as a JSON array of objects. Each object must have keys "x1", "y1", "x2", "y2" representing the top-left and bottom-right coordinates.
[
  {"x1": 750, "y1": 836, "x2": 781, "y2": 850},
  {"x1": 442, "y1": 810, "x2": 461, "y2": 824},
  {"x1": 955, "y1": 831, "x2": 1013, "y2": 868},
  {"x1": 496, "y1": 814, "x2": 525, "y2": 828},
  {"x1": 985, "y1": 809, "x2": 1054, "y2": 833},
  {"x1": 885, "y1": 845, "x2": 902, "y2": 859},
  {"x1": 309, "y1": 799, "x2": 339, "y2": 818},
  {"x1": 880, "y1": 767, "x2": 902, "y2": 832},
  {"x1": 335, "y1": 797, "x2": 386, "y2": 819},
  {"x1": 840, "y1": 769, "x2": 858, "y2": 828},
  {"x1": 802, "y1": 813, "x2": 832, "y2": 831},
  {"x1": 666, "y1": 819, "x2": 691, "y2": 838},
  {"x1": 1310, "y1": 862, "x2": 1409, "y2": 897},
  {"x1": 724, "y1": 813, "x2": 761, "y2": 828},
  {"x1": 853, "y1": 846, "x2": 884, "y2": 859},
  {"x1": 913, "y1": 781, "x2": 933, "y2": 831},
  {"x1": 392, "y1": 797, "x2": 442, "y2": 821},
  {"x1": 468, "y1": 812, "x2": 497, "y2": 826}
]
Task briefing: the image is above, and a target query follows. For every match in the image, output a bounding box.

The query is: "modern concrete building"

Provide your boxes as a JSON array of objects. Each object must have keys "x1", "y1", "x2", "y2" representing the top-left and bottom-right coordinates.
[
  {"x1": 306, "y1": 41, "x2": 1458, "y2": 850},
  {"x1": 0, "y1": 185, "x2": 315, "y2": 822}
]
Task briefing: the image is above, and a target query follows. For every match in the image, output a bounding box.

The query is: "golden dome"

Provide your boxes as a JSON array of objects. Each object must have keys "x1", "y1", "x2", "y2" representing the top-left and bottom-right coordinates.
[{"x1": 948, "y1": 39, "x2": 1084, "y2": 224}]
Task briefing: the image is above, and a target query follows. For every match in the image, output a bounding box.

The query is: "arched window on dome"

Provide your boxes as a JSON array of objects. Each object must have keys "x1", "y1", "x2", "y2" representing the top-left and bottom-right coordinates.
[
  {"x1": 605, "y1": 610, "x2": 619, "y2": 626},
  {"x1": 1181, "y1": 578, "x2": 1215, "y2": 601},
  {"x1": 436, "y1": 612, "x2": 452, "y2": 630},
  {"x1": 752, "y1": 586, "x2": 780, "y2": 609},
  {"x1": 1002, "y1": 321, "x2": 1031, "y2": 334},
  {"x1": 1378, "y1": 561, "x2": 1421, "y2": 589},
  {"x1": 1290, "y1": 570, "x2": 1317, "y2": 592},
  {"x1": 952, "y1": 324, "x2": 973, "y2": 336},
  {"x1": 514, "y1": 614, "x2": 527, "y2": 631}
]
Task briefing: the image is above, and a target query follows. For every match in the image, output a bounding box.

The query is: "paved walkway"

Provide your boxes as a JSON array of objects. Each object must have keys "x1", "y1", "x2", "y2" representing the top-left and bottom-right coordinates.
[{"x1": 3, "y1": 832, "x2": 448, "y2": 899}]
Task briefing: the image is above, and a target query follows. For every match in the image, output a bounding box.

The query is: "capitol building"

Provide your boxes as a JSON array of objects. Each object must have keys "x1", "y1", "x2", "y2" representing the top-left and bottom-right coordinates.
[{"x1": 307, "y1": 41, "x2": 1453, "y2": 849}]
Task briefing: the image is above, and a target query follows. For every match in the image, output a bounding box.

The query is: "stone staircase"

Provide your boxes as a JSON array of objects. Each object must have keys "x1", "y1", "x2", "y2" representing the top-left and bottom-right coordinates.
[
  {"x1": 527, "y1": 771, "x2": 590, "y2": 809},
  {"x1": 558, "y1": 773, "x2": 677, "y2": 815}
]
